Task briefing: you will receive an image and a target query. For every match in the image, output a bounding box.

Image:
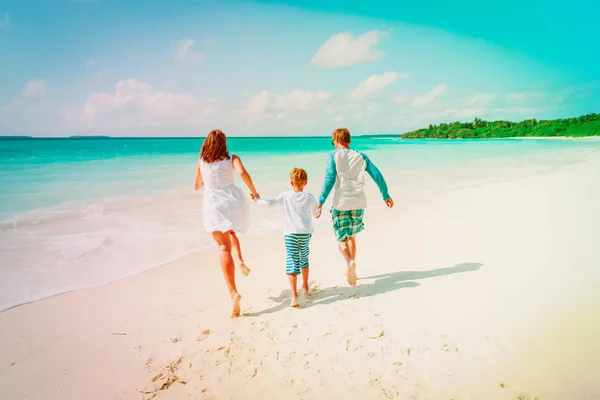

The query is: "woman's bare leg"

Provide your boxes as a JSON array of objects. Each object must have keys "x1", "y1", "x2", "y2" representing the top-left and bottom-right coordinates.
[
  {"x1": 212, "y1": 231, "x2": 242, "y2": 317},
  {"x1": 230, "y1": 231, "x2": 250, "y2": 276}
]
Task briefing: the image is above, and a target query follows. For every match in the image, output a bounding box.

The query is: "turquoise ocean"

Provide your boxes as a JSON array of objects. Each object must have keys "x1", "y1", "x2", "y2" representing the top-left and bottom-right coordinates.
[{"x1": 1, "y1": 136, "x2": 599, "y2": 311}]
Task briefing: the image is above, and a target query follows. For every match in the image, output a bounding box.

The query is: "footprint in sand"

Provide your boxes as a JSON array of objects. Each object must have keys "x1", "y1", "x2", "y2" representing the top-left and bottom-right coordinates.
[
  {"x1": 362, "y1": 326, "x2": 385, "y2": 339},
  {"x1": 197, "y1": 329, "x2": 211, "y2": 341},
  {"x1": 141, "y1": 357, "x2": 185, "y2": 399},
  {"x1": 440, "y1": 334, "x2": 460, "y2": 353}
]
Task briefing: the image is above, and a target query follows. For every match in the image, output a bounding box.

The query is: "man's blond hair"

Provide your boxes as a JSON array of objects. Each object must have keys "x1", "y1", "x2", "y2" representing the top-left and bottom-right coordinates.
[{"x1": 332, "y1": 128, "x2": 351, "y2": 145}]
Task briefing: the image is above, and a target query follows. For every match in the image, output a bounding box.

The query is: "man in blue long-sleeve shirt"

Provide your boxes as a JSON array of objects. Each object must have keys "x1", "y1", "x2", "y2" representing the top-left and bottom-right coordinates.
[{"x1": 317, "y1": 128, "x2": 394, "y2": 286}]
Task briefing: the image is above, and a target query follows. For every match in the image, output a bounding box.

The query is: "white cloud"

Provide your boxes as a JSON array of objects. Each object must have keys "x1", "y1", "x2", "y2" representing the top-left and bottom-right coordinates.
[
  {"x1": 244, "y1": 90, "x2": 270, "y2": 117},
  {"x1": 85, "y1": 59, "x2": 96, "y2": 67},
  {"x1": 22, "y1": 79, "x2": 47, "y2": 100},
  {"x1": 348, "y1": 72, "x2": 399, "y2": 101},
  {"x1": 440, "y1": 107, "x2": 490, "y2": 119},
  {"x1": 410, "y1": 83, "x2": 447, "y2": 108},
  {"x1": 506, "y1": 91, "x2": 545, "y2": 103},
  {"x1": 175, "y1": 39, "x2": 203, "y2": 63},
  {"x1": 356, "y1": 105, "x2": 376, "y2": 119},
  {"x1": 311, "y1": 30, "x2": 386, "y2": 69},
  {"x1": 394, "y1": 90, "x2": 549, "y2": 130},
  {"x1": 0, "y1": 13, "x2": 10, "y2": 29},
  {"x1": 11, "y1": 79, "x2": 47, "y2": 105},
  {"x1": 243, "y1": 89, "x2": 332, "y2": 118},
  {"x1": 1, "y1": 79, "x2": 57, "y2": 134},
  {"x1": 93, "y1": 70, "x2": 108, "y2": 80},
  {"x1": 461, "y1": 93, "x2": 496, "y2": 106},
  {"x1": 392, "y1": 94, "x2": 410, "y2": 103},
  {"x1": 72, "y1": 79, "x2": 213, "y2": 129}
]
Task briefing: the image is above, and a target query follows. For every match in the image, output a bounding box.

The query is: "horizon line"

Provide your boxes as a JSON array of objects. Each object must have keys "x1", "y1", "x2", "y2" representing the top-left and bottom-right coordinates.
[{"x1": 0, "y1": 133, "x2": 401, "y2": 140}]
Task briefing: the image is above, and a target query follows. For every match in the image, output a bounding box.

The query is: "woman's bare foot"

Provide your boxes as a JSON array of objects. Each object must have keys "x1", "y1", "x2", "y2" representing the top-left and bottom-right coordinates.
[
  {"x1": 231, "y1": 293, "x2": 242, "y2": 317},
  {"x1": 290, "y1": 296, "x2": 299, "y2": 308},
  {"x1": 302, "y1": 285, "x2": 310, "y2": 296},
  {"x1": 239, "y1": 263, "x2": 251, "y2": 276},
  {"x1": 346, "y1": 260, "x2": 357, "y2": 286}
]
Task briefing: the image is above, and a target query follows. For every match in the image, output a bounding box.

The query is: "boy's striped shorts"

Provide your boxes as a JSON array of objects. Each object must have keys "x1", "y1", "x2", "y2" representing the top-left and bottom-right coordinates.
[{"x1": 284, "y1": 234, "x2": 312, "y2": 275}]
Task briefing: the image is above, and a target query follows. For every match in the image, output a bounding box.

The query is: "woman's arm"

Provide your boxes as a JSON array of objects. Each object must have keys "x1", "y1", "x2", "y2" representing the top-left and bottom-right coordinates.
[
  {"x1": 232, "y1": 155, "x2": 260, "y2": 199},
  {"x1": 194, "y1": 162, "x2": 204, "y2": 191}
]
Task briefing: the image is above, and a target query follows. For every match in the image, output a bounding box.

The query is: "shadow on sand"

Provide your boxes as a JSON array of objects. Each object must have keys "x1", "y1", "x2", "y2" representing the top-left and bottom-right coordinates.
[{"x1": 244, "y1": 262, "x2": 483, "y2": 317}]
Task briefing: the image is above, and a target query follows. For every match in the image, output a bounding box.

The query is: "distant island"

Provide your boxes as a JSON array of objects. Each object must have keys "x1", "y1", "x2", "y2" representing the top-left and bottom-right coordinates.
[
  {"x1": 401, "y1": 113, "x2": 600, "y2": 139},
  {"x1": 69, "y1": 135, "x2": 112, "y2": 139},
  {"x1": 0, "y1": 136, "x2": 34, "y2": 140}
]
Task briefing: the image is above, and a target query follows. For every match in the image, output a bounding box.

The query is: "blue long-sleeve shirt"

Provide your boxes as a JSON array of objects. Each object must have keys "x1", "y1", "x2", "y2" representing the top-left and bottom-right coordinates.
[{"x1": 318, "y1": 148, "x2": 390, "y2": 210}]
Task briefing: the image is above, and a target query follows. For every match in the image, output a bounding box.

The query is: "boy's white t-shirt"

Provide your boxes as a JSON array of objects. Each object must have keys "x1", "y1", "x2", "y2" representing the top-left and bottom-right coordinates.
[{"x1": 255, "y1": 190, "x2": 320, "y2": 235}]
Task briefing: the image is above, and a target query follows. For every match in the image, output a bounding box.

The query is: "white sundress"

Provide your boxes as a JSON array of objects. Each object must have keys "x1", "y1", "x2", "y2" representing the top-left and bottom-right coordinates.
[{"x1": 199, "y1": 154, "x2": 249, "y2": 234}]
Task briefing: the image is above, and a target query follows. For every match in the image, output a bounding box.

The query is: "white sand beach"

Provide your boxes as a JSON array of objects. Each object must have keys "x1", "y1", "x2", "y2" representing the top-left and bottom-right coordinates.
[{"x1": 1, "y1": 150, "x2": 600, "y2": 400}]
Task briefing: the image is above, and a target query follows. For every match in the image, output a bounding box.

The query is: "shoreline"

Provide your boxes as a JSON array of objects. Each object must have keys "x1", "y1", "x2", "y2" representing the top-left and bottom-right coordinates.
[
  {"x1": 0, "y1": 246, "x2": 211, "y2": 314},
  {"x1": 1, "y1": 150, "x2": 599, "y2": 399}
]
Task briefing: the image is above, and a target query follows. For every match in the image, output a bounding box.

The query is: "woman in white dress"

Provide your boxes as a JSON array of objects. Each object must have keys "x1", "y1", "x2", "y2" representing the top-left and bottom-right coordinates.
[{"x1": 194, "y1": 129, "x2": 260, "y2": 317}]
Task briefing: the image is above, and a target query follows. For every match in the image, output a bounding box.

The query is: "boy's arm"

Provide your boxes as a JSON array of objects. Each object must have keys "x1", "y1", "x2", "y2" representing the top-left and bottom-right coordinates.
[
  {"x1": 254, "y1": 193, "x2": 283, "y2": 207},
  {"x1": 361, "y1": 153, "x2": 391, "y2": 201},
  {"x1": 317, "y1": 151, "x2": 337, "y2": 206},
  {"x1": 310, "y1": 195, "x2": 322, "y2": 218}
]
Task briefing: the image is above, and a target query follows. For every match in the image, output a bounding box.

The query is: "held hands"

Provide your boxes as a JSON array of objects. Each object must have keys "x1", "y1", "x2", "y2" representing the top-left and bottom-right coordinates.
[
  {"x1": 315, "y1": 204, "x2": 323, "y2": 219},
  {"x1": 385, "y1": 198, "x2": 394, "y2": 208}
]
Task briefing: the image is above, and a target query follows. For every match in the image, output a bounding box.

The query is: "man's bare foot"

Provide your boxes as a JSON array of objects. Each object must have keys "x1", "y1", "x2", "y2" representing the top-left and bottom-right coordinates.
[
  {"x1": 290, "y1": 296, "x2": 299, "y2": 308},
  {"x1": 239, "y1": 263, "x2": 251, "y2": 276},
  {"x1": 346, "y1": 260, "x2": 357, "y2": 286},
  {"x1": 231, "y1": 293, "x2": 242, "y2": 317}
]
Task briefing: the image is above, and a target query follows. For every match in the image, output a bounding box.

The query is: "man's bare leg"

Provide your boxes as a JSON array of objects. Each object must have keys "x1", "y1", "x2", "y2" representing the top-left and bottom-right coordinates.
[
  {"x1": 288, "y1": 274, "x2": 299, "y2": 307},
  {"x1": 338, "y1": 239, "x2": 357, "y2": 286},
  {"x1": 230, "y1": 231, "x2": 250, "y2": 276},
  {"x1": 301, "y1": 267, "x2": 310, "y2": 295},
  {"x1": 348, "y1": 237, "x2": 357, "y2": 260},
  {"x1": 212, "y1": 231, "x2": 242, "y2": 317}
]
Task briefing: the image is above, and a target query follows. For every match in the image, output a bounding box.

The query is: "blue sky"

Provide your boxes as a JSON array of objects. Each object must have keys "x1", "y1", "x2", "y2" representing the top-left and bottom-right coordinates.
[{"x1": 0, "y1": 0, "x2": 598, "y2": 137}]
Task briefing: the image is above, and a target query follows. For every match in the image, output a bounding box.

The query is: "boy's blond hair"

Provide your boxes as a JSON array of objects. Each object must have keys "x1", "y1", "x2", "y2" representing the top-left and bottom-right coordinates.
[
  {"x1": 332, "y1": 128, "x2": 351, "y2": 146},
  {"x1": 290, "y1": 168, "x2": 308, "y2": 187}
]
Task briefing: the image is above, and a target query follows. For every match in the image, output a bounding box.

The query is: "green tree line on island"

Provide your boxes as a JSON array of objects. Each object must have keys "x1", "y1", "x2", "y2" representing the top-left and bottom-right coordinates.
[{"x1": 401, "y1": 113, "x2": 600, "y2": 139}]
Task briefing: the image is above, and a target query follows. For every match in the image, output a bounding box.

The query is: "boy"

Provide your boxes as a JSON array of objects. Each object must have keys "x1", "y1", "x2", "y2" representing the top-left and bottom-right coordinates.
[
  {"x1": 317, "y1": 128, "x2": 394, "y2": 286},
  {"x1": 255, "y1": 168, "x2": 321, "y2": 307}
]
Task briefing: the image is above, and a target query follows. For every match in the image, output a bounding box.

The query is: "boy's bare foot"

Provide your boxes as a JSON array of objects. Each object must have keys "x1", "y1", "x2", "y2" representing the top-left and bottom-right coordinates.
[
  {"x1": 290, "y1": 296, "x2": 299, "y2": 308},
  {"x1": 239, "y1": 263, "x2": 251, "y2": 276},
  {"x1": 231, "y1": 293, "x2": 242, "y2": 317},
  {"x1": 346, "y1": 260, "x2": 357, "y2": 286}
]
